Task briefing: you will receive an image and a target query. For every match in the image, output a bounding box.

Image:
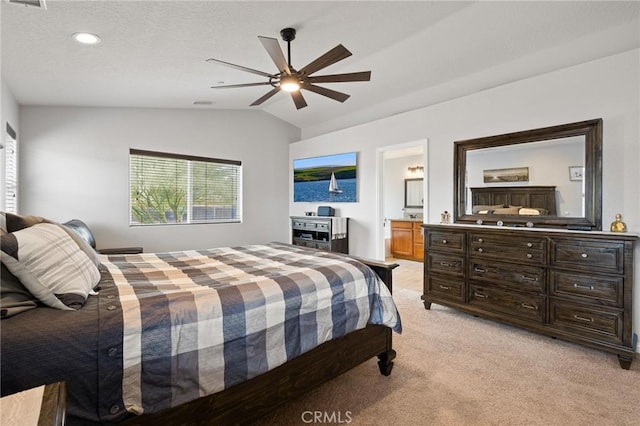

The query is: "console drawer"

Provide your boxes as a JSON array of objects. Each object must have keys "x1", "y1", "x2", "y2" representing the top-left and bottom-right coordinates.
[
  {"x1": 550, "y1": 238, "x2": 624, "y2": 273},
  {"x1": 469, "y1": 285, "x2": 545, "y2": 323},
  {"x1": 549, "y1": 300, "x2": 624, "y2": 345}
]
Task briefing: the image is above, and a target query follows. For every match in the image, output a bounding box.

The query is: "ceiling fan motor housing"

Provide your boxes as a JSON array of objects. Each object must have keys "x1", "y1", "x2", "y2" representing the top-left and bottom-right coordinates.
[{"x1": 280, "y1": 28, "x2": 296, "y2": 42}]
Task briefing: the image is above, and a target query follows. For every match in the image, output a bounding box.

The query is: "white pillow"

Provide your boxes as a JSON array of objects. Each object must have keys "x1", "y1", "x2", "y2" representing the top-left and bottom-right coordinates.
[
  {"x1": 0, "y1": 223, "x2": 100, "y2": 310},
  {"x1": 519, "y1": 208, "x2": 541, "y2": 216}
]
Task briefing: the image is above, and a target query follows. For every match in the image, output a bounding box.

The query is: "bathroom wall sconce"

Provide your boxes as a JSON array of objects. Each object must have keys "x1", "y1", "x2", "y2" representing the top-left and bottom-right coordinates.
[{"x1": 407, "y1": 165, "x2": 424, "y2": 174}]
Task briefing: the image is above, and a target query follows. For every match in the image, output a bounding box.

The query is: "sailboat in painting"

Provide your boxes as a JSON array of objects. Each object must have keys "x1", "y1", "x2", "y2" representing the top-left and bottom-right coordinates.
[{"x1": 328, "y1": 172, "x2": 343, "y2": 194}]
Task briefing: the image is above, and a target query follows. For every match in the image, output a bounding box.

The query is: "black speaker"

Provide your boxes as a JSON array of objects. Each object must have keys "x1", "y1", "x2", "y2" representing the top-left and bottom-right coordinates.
[{"x1": 317, "y1": 206, "x2": 335, "y2": 217}]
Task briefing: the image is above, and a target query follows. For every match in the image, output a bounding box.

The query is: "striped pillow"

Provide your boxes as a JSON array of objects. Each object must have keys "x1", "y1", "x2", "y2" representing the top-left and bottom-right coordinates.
[{"x1": 0, "y1": 223, "x2": 100, "y2": 310}]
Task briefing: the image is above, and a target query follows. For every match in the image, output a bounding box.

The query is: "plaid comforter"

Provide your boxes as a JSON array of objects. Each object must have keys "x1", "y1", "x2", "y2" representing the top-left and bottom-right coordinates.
[{"x1": 99, "y1": 242, "x2": 401, "y2": 417}]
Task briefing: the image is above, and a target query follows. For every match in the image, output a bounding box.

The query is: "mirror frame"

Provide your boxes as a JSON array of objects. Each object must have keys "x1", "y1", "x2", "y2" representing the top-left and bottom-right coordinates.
[
  {"x1": 405, "y1": 178, "x2": 424, "y2": 208},
  {"x1": 453, "y1": 118, "x2": 602, "y2": 230}
]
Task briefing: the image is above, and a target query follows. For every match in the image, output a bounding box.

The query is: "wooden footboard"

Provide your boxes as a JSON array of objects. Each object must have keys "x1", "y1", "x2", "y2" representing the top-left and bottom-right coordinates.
[{"x1": 126, "y1": 259, "x2": 398, "y2": 426}]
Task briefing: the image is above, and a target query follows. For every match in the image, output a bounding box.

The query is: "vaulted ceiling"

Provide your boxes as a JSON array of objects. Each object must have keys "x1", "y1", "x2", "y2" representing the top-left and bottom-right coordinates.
[{"x1": 2, "y1": 1, "x2": 639, "y2": 138}]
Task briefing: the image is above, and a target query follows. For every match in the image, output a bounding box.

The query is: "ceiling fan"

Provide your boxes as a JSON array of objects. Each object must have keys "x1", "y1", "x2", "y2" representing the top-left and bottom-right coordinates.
[{"x1": 206, "y1": 28, "x2": 371, "y2": 110}]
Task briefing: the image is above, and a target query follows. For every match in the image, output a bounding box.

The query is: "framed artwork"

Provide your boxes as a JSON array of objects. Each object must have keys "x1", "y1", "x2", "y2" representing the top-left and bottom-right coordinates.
[
  {"x1": 569, "y1": 166, "x2": 584, "y2": 181},
  {"x1": 483, "y1": 167, "x2": 529, "y2": 183},
  {"x1": 293, "y1": 152, "x2": 357, "y2": 202}
]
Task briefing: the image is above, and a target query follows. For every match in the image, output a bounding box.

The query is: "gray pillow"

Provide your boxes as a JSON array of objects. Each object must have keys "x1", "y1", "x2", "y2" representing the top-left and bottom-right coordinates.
[{"x1": 1, "y1": 223, "x2": 100, "y2": 310}]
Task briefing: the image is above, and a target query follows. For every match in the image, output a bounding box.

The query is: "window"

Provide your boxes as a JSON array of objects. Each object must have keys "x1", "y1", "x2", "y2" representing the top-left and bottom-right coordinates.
[
  {"x1": 129, "y1": 149, "x2": 242, "y2": 225},
  {"x1": 4, "y1": 123, "x2": 18, "y2": 213}
]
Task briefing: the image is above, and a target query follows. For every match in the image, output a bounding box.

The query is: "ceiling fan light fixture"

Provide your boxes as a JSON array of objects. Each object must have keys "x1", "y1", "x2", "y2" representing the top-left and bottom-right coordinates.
[{"x1": 279, "y1": 74, "x2": 300, "y2": 92}]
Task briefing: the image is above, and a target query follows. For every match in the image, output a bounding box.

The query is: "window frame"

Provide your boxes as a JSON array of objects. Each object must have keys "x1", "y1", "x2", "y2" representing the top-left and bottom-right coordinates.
[
  {"x1": 4, "y1": 123, "x2": 18, "y2": 214},
  {"x1": 129, "y1": 149, "x2": 242, "y2": 226}
]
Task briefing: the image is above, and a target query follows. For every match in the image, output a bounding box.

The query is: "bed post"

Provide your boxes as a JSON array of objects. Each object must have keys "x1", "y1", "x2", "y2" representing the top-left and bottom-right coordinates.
[{"x1": 356, "y1": 258, "x2": 399, "y2": 376}]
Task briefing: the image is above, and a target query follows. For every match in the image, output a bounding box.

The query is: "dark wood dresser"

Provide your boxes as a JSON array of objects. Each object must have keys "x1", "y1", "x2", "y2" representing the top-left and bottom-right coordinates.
[
  {"x1": 422, "y1": 223, "x2": 638, "y2": 369},
  {"x1": 291, "y1": 216, "x2": 349, "y2": 254}
]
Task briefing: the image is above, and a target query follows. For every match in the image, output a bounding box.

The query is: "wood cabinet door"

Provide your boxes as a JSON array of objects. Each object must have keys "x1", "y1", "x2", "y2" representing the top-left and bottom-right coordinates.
[{"x1": 391, "y1": 228, "x2": 413, "y2": 257}]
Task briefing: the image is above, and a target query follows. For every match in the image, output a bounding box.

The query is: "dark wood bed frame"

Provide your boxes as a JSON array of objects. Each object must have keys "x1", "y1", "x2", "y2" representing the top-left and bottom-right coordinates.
[
  {"x1": 470, "y1": 185, "x2": 557, "y2": 215},
  {"x1": 125, "y1": 259, "x2": 398, "y2": 425}
]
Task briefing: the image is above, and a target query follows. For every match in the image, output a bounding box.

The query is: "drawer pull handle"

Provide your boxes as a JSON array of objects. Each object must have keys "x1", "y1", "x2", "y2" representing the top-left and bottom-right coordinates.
[
  {"x1": 439, "y1": 285, "x2": 452, "y2": 290},
  {"x1": 477, "y1": 238, "x2": 483, "y2": 243},
  {"x1": 527, "y1": 242, "x2": 533, "y2": 248},
  {"x1": 439, "y1": 262, "x2": 453, "y2": 267},
  {"x1": 474, "y1": 292, "x2": 488, "y2": 299},
  {"x1": 526, "y1": 253, "x2": 533, "y2": 259},
  {"x1": 442, "y1": 239, "x2": 448, "y2": 244},
  {"x1": 573, "y1": 314, "x2": 593, "y2": 323},
  {"x1": 573, "y1": 283, "x2": 595, "y2": 291},
  {"x1": 581, "y1": 253, "x2": 588, "y2": 258},
  {"x1": 474, "y1": 267, "x2": 487, "y2": 273},
  {"x1": 477, "y1": 248, "x2": 484, "y2": 253},
  {"x1": 520, "y1": 303, "x2": 537, "y2": 310},
  {"x1": 522, "y1": 275, "x2": 538, "y2": 282}
]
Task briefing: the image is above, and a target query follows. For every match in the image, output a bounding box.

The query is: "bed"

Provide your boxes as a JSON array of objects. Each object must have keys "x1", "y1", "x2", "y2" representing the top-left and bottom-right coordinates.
[
  {"x1": 470, "y1": 185, "x2": 557, "y2": 216},
  {"x1": 0, "y1": 213, "x2": 401, "y2": 425}
]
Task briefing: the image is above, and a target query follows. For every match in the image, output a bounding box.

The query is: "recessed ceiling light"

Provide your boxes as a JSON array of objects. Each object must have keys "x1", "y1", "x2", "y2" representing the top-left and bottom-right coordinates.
[{"x1": 72, "y1": 32, "x2": 101, "y2": 45}]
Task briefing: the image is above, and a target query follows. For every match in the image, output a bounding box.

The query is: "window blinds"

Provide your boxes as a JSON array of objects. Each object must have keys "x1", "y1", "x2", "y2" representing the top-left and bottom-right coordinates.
[
  {"x1": 4, "y1": 124, "x2": 17, "y2": 213},
  {"x1": 129, "y1": 149, "x2": 241, "y2": 225}
]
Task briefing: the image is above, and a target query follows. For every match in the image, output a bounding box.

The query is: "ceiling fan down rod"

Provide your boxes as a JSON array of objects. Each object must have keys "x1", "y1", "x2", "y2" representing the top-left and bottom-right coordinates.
[{"x1": 280, "y1": 28, "x2": 296, "y2": 69}]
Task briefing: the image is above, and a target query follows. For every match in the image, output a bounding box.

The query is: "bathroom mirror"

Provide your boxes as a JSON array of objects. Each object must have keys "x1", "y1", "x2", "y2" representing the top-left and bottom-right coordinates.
[
  {"x1": 453, "y1": 119, "x2": 602, "y2": 230},
  {"x1": 405, "y1": 178, "x2": 424, "y2": 208}
]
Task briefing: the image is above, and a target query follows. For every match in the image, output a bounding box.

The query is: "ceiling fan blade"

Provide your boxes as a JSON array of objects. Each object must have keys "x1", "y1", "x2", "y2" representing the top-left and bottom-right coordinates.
[
  {"x1": 291, "y1": 91, "x2": 308, "y2": 110},
  {"x1": 299, "y1": 44, "x2": 352, "y2": 76},
  {"x1": 206, "y1": 58, "x2": 275, "y2": 78},
  {"x1": 304, "y1": 84, "x2": 350, "y2": 103},
  {"x1": 306, "y1": 71, "x2": 371, "y2": 84},
  {"x1": 258, "y1": 36, "x2": 291, "y2": 74},
  {"x1": 211, "y1": 82, "x2": 273, "y2": 89},
  {"x1": 250, "y1": 88, "x2": 280, "y2": 106}
]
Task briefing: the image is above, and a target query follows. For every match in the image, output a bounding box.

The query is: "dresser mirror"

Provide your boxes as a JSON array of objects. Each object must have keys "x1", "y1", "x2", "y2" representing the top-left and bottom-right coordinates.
[
  {"x1": 405, "y1": 178, "x2": 424, "y2": 208},
  {"x1": 453, "y1": 119, "x2": 602, "y2": 230}
]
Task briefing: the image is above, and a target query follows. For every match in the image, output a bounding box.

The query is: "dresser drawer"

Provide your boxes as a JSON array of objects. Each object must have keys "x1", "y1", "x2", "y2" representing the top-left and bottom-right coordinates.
[
  {"x1": 426, "y1": 276, "x2": 464, "y2": 302},
  {"x1": 469, "y1": 232, "x2": 546, "y2": 251},
  {"x1": 550, "y1": 270, "x2": 622, "y2": 307},
  {"x1": 426, "y1": 230, "x2": 466, "y2": 253},
  {"x1": 470, "y1": 260, "x2": 545, "y2": 293},
  {"x1": 427, "y1": 253, "x2": 464, "y2": 277},
  {"x1": 469, "y1": 285, "x2": 545, "y2": 323},
  {"x1": 470, "y1": 242, "x2": 545, "y2": 264},
  {"x1": 549, "y1": 300, "x2": 624, "y2": 345},
  {"x1": 550, "y1": 238, "x2": 624, "y2": 273}
]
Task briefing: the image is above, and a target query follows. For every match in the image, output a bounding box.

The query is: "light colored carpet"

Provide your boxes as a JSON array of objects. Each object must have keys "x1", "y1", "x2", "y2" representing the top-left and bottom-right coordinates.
[{"x1": 254, "y1": 259, "x2": 640, "y2": 426}]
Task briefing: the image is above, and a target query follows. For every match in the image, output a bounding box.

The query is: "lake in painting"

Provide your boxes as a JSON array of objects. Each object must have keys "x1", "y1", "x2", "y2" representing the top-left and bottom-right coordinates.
[
  {"x1": 294, "y1": 178, "x2": 357, "y2": 202},
  {"x1": 293, "y1": 152, "x2": 357, "y2": 202}
]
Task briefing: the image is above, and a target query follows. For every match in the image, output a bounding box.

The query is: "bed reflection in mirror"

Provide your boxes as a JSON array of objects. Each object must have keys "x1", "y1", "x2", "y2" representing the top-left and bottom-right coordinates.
[{"x1": 465, "y1": 136, "x2": 585, "y2": 217}]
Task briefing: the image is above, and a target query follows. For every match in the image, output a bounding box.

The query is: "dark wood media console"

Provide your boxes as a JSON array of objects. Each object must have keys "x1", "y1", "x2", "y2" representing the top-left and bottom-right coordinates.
[{"x1": 422, "y1": 223, "x2": 637, "y2": 369}]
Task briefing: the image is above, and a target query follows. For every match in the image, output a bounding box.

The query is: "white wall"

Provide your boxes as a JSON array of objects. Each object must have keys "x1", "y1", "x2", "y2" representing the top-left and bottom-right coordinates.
[
  {"x1": 20, "y1": 106, "x2": 300, "y2": 252},
  {"x1": 290, "y1": 49, "x2": 640, "y2": 348},
  {"x1": 1, "y1": 77, "x2": 20, "y2": 211}
]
